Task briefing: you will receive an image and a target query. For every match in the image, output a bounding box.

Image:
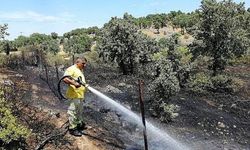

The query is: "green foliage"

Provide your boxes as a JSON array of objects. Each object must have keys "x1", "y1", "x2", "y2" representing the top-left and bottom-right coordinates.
[
  {"x1": 51, "y1": 32, "x2": 58, "y2": 39},
  {"x1": 0, "y1": 24, "x2": 9, "y2": 40},
  {"x1": 45, "y1": 53, "x2": 67, "y2": 66},
  {"x1": 159, "y1": 103, "x2": 180, "y2": 122},
  {"x1": 152, "y1": 48, "x2": 168, "y2": 61},
  {"x1": 211, "y1": 75, "x2": 244, "y2": 93},
  {"x1": 150, "y1": 58, "x2": 180, "y2": 99},
  {"x1": 190, "y1": 0, "x2": 250, "y2": 76},
  {"x1": 29, "y1": 33, "x2": 51, "y2": 45},
  {"x1": 82, "y1": 50, "x2": 100, "y2": 64},
  {"x1": 157, "y1": 34, "x2": 192, "y2": 87},
  {"x1": 41, "y1": 39, "x2": 60, "y2": 55},
  {"x1": 149, "y1": 34, "x2": 192, "y2": 120},
  {"x1": 188, "y1": 72, "x2": 212, "y2": 93},
  {"x1": 168, "y1": 11, "x2": 184, "y2": 20},
  {"x1": 0, "y1": 55, "x2": 7, "y2": 66},
  {"x1": 188, "y1": 73, "x2": 244, "y2": 93},
  {"x1": 98, "y1": 15, "x2": 159, "y2": 75},
  {"x1": 149, "y1": 57, "x2": 180, "y2": 122},
  {"x1": 13, "y1": 35, "x2": 31, "y2": 48},
  {"x1": 172, "y1": 11, "x2": 200, "y2": 34},
  {"x1": 158, "y1": 38, "x2": 170, "y2": 49},
  {"x1": 13, "y1": 33, "x2": 60, "y2": 55},
  {"x1": 0, "y1": 89, "x2": 30, "y2": 145},
  {"x1": 63, "y1": 34, "x2": 92, "y2": 54},
  {"x1": 172, "y1": 14, "x2": 191, "y2": 34},
  {"x1": 0, "y1": 40, "x2": 11, "y2": 55},
  {"x1": 230, "y1": 54, "x2": 250, "y2": 65},
  {"x1": 63, "y1": 27, "x2": 100, "y2": 39}
]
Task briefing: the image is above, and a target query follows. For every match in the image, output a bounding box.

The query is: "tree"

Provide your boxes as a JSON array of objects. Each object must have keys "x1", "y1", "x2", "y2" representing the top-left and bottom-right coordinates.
[
  {"x1": 149, "y1": 53, "x2": 180, "y2": 122},
  {"x1": 41, "y1": 39, "x2": 60, "y2": 55},
  {"x1": 154, "y1": 21, "x2": 161, "y2": 34},
  {"x1": 4, "y1": 41, "x2": 10, "y2": 55},
  {"x1": 51, "y1": 32, "x2": 58, "y2": 39},
  {"x1": 98, "y1": 16, "x2": 159, "y2": 75},
  {"x1": 13, "y1": 35, "x2": 30, "y2": 47},
  {"x1": 0, "y1": 24, "x2": 9, "y2": 54},
  {"x1": 29, "y1": 33, "x2": 50, "y2": 45},
  {"x1": 190, "y1": 0, "x2": 250, "y2": 76},
  {"x1": 156, "y1": 34, "x2": 191, "y2": 87},
  {"x1": 172, "y1": 13, "x2": 193, "y2": 34},
  {"x1": 63, "y1": 34, "x2": 92, "y2": 54},
  {"x1": 0, "y1": 24, "x2": 9, "y2": 40}
]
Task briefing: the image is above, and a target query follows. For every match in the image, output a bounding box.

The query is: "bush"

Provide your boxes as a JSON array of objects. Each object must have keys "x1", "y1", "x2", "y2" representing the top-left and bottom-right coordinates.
[
  {"x1": 150, "y1": 59, "x2": 180, "y2": 99},
  {"x1": 211, "y1": 75, "x2": 244, "y2": 93},
  {"x1": 0, "y1": 54, "x2": 25, "y2": 69},
  {"x1": 188, "y1": 73, "x2": 245, "y2": 94},
  {"x1": 230, "y1": 55, "x2": 250, "y2": 65},
  {"x1": 82, "y1": 50, "x2": 101, "y2": 64},
  {"x1": 46, "y1": 52, "x2": 68, "y2": 66},
  {"x1": 159, "y1": 103, "x2": 180, "y2": 123},
  {"x1": 0, "y1": 54, "x2": 7, "y2": 67},
  {"x1": 229, "y1": 78, "x2": 245, "y2": 93},
  {"x1": 188, "y1": 72, "x2": 212, "y2": 93},
  {"x1": 0, "y1": 89, "x2": 30, "y2": 145}
]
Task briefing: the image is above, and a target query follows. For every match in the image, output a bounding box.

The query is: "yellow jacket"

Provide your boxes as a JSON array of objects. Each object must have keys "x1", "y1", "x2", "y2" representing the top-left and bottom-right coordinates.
[{"x1": 63, "y1": 65, "x2": 86, "y2": 99}]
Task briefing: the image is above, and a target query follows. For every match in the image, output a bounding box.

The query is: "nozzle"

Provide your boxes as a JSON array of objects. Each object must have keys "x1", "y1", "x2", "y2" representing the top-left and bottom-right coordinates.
[{"x1": 77, "y1": 76, "x2": 89, "y2": 87}]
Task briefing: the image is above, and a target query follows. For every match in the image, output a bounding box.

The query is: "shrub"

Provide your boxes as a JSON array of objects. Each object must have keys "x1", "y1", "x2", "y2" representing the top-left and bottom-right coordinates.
[
  {"x1": 188, "y1": 72, "x2": 212, "y2": 93},
  {"x1": 229, "y1": 78, "x2": 245, "y2": 93},
  {"x1": 0, "y1": 89, "x2": 30, "y2": 145},
  {"x1": 46, "y1": 52, "x2": 68, "y2": 66},
  {"x1": 0, "y1": 54, "x2": 7, "y2": 67},
  {"x1": 230, "y1": 55, "x2": 250, "y2": 65},
  {"x1": 188, "y1": 73, "x2": 245, "y2": 94},
  {"x1": 211, "y1": 75, "x2": 244, "y2": 93},
  {"x1": 150, "y1": 58, "x2": 180, "y2": 99},
  {"x1": 82, "y1": 50, "x2": 100, "y2": 64},
  {"x1": 159, "y1": 103, "x2": 180, "y2": 123}
]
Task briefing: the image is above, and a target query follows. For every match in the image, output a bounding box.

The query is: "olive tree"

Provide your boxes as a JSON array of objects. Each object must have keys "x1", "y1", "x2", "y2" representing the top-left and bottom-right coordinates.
[
  {"x1": 98, "y1": 15, "x2": 159, "y2": 75},
  {"x1": 63, "y1": 34, "x2": 92, "y2": 54},
  {"x1": 190, "y1": 0, "x2": 250, "y2": 76}
]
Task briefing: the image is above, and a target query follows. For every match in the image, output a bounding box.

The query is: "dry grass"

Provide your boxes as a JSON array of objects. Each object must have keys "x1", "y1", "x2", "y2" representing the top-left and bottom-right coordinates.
[{"x1": 141, "y1": 26, "x2": 194, "y2": 46}]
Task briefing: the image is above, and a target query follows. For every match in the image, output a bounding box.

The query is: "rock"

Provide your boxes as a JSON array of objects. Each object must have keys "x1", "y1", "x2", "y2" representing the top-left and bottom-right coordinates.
[
  {"x1": 230, "y1": 104, "x2": 237, "y2": 109},
  {"x1": 106, "y1": 85, "x2": 122, "y2": 93},
  {"x1": 2, "y1": 80, "x2": 14, "y2": 86},
  {"x1": 118, "y1": 82, "x2": 133, "y2": 89},
  {"x1": 15, "y1": 74, "x2": 23, "y2": 77},
  {"x1": 118, "y1": 82, "x2": 126, "y2": 87},
  {"x1": 218, "y1": 122, "x2": 226, "y2": 128},
  {"x1": 218, "y1": 104, "x2": 223, "y2": 110},
  {"x1": 49, "y1": 111, "x2": 60, "y2": 118},
  {"x1": 233, "y1": 125, "x2": 236, "y2": 128}
]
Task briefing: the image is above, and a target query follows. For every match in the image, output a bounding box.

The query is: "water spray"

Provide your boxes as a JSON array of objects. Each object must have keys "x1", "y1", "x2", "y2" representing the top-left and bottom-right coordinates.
[{"x1": 58, "y1": 76, "x2": 188, "y2": 150}]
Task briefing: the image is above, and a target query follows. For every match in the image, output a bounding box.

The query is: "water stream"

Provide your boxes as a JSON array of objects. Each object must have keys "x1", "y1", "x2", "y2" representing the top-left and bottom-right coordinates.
[{"x1": 87, "y1": 86, "x2": 188, "y2": 150}]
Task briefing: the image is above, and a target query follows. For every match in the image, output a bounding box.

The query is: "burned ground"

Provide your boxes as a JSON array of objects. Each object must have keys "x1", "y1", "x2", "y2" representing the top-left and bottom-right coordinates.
[{"x1": 0, "y1": 63, "x2": 249, "y2": 150}]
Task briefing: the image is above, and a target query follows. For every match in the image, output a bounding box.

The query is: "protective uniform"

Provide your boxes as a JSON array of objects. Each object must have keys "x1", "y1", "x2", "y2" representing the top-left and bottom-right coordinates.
[{"x1": 64, "y1": 64, "x2": 87, "y2": 129}]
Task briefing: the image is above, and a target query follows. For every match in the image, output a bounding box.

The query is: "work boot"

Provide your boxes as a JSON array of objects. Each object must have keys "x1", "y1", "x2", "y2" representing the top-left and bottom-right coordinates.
[
  {"x1": 77, "y1": 122, "x2": 87, "y2": 130},
  {"x1": 69, "y1": 129, "x2": 82, "y2": 137}
]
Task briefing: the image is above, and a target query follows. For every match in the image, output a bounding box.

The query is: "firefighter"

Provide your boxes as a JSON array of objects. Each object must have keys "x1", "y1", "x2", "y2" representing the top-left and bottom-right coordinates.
[{"x1": 63, "y1": 57, "x2": 88, "y2": 136}]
